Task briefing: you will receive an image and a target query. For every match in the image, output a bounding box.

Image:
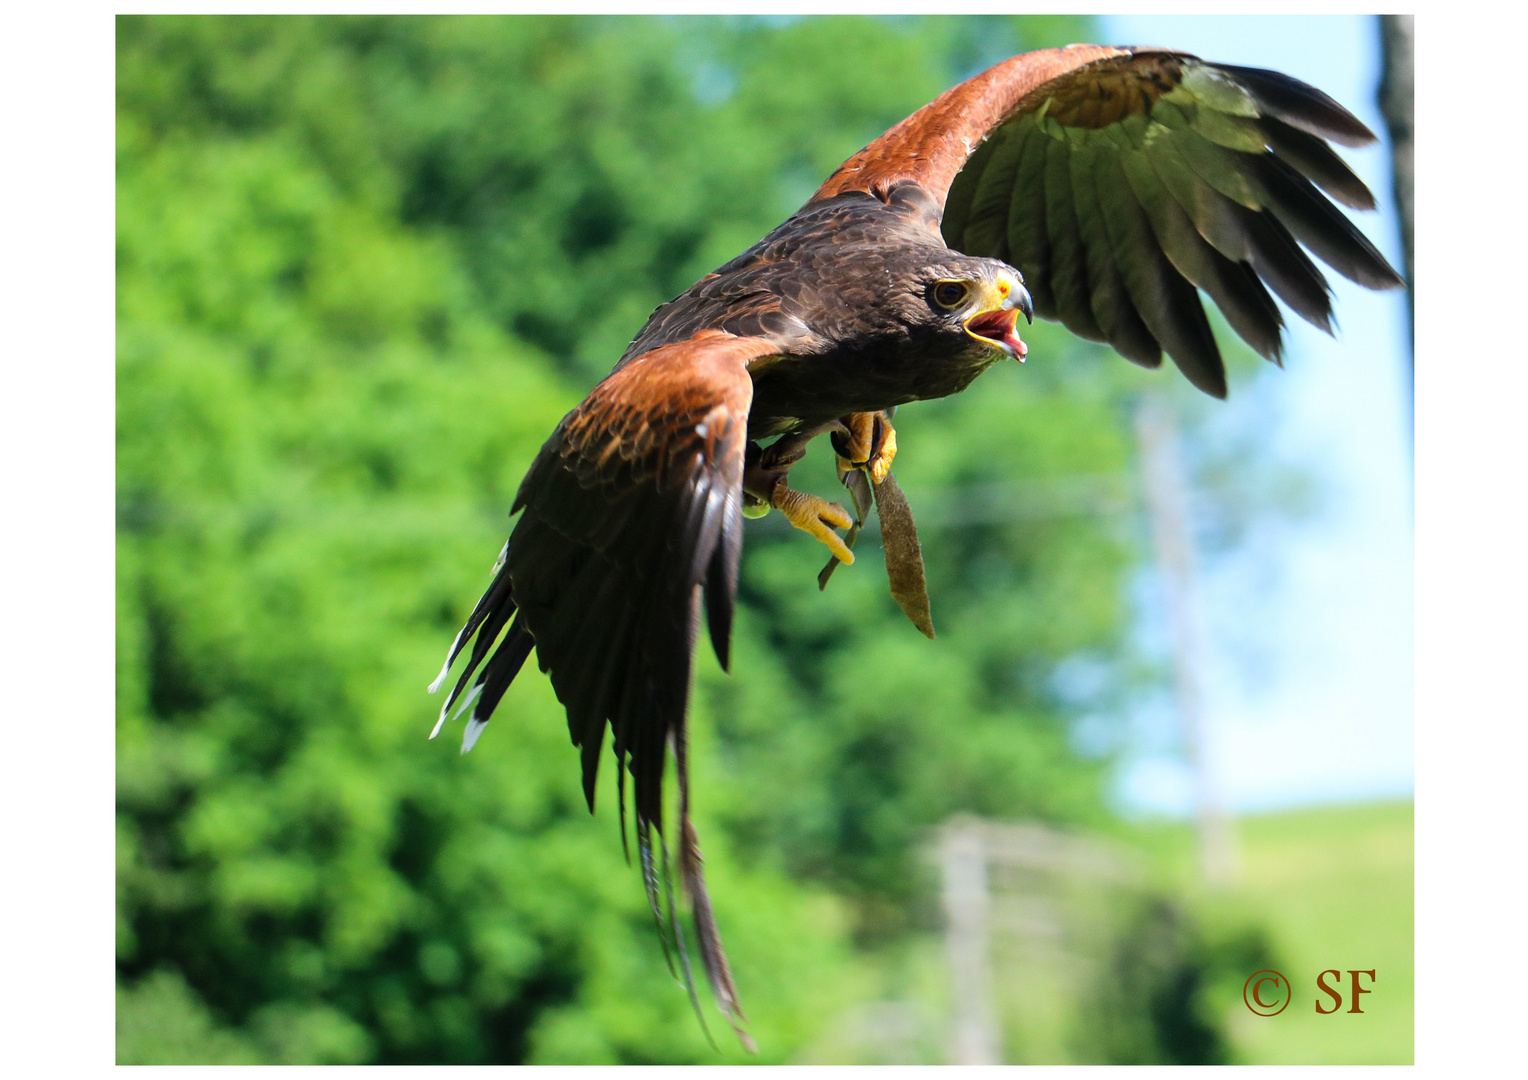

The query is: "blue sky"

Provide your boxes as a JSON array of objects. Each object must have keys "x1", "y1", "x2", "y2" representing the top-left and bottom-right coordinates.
[{"x1": 1099, "y1": 16, "x2": 1413, "y2": 814}]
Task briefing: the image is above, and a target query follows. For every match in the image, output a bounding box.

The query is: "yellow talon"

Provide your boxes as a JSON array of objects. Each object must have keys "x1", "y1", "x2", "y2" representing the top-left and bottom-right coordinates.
[
  {"x1": 838, "y1": 411, "x2": 898, "y2": 485},
  {"x1": 840, "y1": 412, "x2": 875, "y2": 466},
  {"x1": 773, "y1": 486, "x2": 855, "y2": 565},
  {"x1": 869, "y1": 426, "x2": 897, "y2": 485}
]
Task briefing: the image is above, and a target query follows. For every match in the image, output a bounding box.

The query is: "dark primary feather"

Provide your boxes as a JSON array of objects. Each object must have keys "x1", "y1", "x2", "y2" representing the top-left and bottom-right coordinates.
[
  {"x1": 1214, "y1": 62, "x2": 1378, "y2": 147},
  {"x1": 1256, "y1": 116, "x2": 1374, "y2": 210}
]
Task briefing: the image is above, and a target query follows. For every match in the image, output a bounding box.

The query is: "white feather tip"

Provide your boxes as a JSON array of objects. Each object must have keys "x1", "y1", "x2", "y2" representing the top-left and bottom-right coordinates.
[
  {"x1": 461, "y1": 716, "x2": 489, "y2": 754},
  {"x1": 427, "y1": 628, "x2": 466, "y2": 694}
]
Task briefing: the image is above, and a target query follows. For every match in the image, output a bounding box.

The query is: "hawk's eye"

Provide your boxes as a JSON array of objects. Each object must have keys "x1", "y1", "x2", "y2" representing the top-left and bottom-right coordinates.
[{"x1": 931, "y1": 281, "x2": 969, "y2": 310}]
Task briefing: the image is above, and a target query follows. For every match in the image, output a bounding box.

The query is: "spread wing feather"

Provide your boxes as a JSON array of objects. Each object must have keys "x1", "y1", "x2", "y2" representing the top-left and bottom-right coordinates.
[
  {"x1": 1256, "y1": 116, "x2": 1374, "y2": 210},
  {"x1": 429, "y1": 330, "x2": 773, "y2": 1042},
  {"x1": 1096, "y1": 147, "x2": 1223, "y2": 395},
  {"x1": 1043, "y1": 132, "x2": 1108, "y2": 345},
  {"x1": 1120, "y1": 147, "x2": 1284, "y2": 363},
  {"x1": 1069, "y1": 134, "x2": 1163, "y2": 368},
  {"x1": 1006, "y1": 123, "x2": 1056, "y2": 314},
  {"x1": 815, "y1": 45, "x2": 1402, "y2": 398}
]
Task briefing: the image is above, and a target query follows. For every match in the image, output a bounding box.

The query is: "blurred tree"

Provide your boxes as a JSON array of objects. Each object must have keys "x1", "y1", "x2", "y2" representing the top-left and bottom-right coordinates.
[{"x1": 117, "y1": 14, "x2": 1230, "y2": 1063}]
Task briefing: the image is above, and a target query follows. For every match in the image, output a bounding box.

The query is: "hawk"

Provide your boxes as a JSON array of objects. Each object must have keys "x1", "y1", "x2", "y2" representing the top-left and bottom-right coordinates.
[{"x1": 428, "y1": 45, "x2": 1401, "y2": 1047}]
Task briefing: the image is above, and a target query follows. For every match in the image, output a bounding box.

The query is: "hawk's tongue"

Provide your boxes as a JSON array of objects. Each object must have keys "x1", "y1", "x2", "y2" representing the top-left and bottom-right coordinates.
[{"x1": 967, "y1": 308, "x2": 1028, "y2": 360}]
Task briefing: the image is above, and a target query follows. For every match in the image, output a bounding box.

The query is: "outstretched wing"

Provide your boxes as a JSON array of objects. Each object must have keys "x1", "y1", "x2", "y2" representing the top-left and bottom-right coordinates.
[
  {"x1": 429, "y1": 329, "x2": 773, "y2": 1044},
  {"x1": 815, "y1": 46, "x2": 1403, "y2": 397}
]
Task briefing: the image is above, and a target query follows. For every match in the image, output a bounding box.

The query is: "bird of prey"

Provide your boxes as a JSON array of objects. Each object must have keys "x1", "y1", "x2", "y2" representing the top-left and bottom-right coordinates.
[{"x1": 429, "y1": 44, "x2": 1401, "y2": 1047}]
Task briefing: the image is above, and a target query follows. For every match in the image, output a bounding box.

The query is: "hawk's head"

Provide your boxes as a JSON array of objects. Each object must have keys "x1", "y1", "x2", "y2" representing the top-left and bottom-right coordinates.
[{"x1": 914, "y1": 258, "x2": 1032, "y2": 361}]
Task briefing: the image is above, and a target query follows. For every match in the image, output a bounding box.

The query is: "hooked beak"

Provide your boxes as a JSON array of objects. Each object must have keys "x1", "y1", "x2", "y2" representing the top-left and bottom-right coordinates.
[{"x1": 964, "y1": 281, "x2": 1033, "y2": 361}]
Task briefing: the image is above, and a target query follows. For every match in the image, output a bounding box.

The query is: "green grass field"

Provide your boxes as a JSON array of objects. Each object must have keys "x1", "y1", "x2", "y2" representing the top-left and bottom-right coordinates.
[
  {"x1": 806, "y1": 799, "x2": 1414, "y2": 1064},
  {"x1": 1139, "y1": 799, "x2": 1414, "y2": 1064}
]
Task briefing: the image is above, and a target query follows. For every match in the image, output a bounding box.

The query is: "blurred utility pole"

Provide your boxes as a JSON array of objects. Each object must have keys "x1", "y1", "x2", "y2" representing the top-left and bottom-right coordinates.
[
  {"x1": 1378, "y1": 14, "x2": 1415, "y2": 377},
  {"x1": 1378, "y1": 13, "x2": 1416, "y2": 456},
  {"x1": 1135, "y1": 394, "x2": 1236, "y2": 887},
  {"x1": 939, "y1": 820, "x2": 1000, "y2": 1065}
]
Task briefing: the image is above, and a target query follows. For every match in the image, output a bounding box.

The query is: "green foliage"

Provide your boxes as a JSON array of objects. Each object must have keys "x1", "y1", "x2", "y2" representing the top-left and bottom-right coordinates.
[
  {"x1": 1085, "y1": 895, "x2": 1262, "y2": 1064},
  {"x1": 114, "y1": 13, "x2": 1216, "y2": 1064}
]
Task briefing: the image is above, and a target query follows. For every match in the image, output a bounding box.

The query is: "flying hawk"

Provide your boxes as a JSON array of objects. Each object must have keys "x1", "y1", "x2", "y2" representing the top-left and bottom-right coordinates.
[{"x1": 428, "y1": 44, "x2": 1401, "y2": 1048}]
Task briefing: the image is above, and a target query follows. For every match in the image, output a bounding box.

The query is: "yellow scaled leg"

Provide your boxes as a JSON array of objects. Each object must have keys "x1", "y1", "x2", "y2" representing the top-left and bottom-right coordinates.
[
  {"x1": 835, "y1": 411, "x2": 897, "y2": 485},
  {"x1": 772, "y1": 484, "x2": 855, "y2": 565}
]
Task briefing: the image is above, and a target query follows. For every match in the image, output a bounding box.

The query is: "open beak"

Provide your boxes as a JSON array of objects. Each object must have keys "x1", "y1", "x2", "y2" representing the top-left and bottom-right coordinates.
[{"x1": 964, "y1": 281, "x2": 1033, "y2": 361}]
